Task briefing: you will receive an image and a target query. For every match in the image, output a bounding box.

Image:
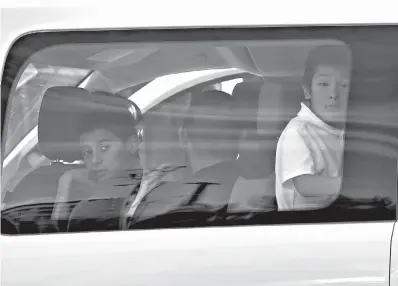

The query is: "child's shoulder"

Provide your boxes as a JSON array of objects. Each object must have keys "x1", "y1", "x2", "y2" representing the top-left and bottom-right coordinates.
[{"x1": 281, "y1": 117, "x2": 309, "y2": 137}]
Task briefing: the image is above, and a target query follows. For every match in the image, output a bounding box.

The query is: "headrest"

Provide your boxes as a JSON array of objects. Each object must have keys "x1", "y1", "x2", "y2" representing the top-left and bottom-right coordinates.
[
  {"x1": 182, "y1": 89, "x2": 244, "y2": 156},
  {"x1": 235, "y1": 79, "x2": 303, "y2": 180},
  {"x1": 257, "y1": 79, "x2": 303, "y2": 134},
  {"x1": 38, "y1": 86, "x2": 141, "y2": 162},
  {"x1": 190, "y1": 89, "x2": 234, "y2": 107},
  {"x1": 232, "y1": 81, "x2": 265, "y2": 130},
  {"x1": 184, "y1": 89, "x2": 241, "y2": 128},
  {"x1": 232, "y1": 78, "x2": 303, "y2": 134}
]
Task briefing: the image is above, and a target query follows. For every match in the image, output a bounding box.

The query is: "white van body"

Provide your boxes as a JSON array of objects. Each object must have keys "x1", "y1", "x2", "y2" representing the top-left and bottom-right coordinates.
[{"x1": 1, "y1": 2, "x2": 398, "y2": 286}]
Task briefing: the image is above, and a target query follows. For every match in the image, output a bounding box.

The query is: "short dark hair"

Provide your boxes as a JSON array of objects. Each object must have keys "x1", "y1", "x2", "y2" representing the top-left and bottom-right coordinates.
[
  {"x1": 303, "y1": 44, "x2": 352, "y2": 90},
  {"x1": 76, "y1": 90, "x2": 140, "y2": 142},
  {"x1": 77, "y1": 110, "x2": 139, "y2": 142}
]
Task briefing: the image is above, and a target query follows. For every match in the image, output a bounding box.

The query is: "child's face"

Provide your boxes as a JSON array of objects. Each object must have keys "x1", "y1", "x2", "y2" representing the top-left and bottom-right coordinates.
[
  {"x1": 80, "y1": 129, "x2": 138, "y2": 181},
  {"x1": 308, "y1": 65, "x2": 351, "y2": 124}
]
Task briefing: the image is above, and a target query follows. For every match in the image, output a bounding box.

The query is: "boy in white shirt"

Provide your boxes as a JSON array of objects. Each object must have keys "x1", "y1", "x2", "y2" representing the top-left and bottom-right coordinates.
[{"x1": 275, "y1": 44, "x2": 352, "y2": 211}]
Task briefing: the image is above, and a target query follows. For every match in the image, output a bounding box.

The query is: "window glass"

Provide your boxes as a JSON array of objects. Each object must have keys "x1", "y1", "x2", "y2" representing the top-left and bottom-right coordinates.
[
  {"x1": 2, "y1": 65, "x2": 90, "y2": 203},
  {"x1": 4, "y1": 64, "x2": 90, "y2": 156},
  {"x1": 2, "y1": 28, "x2": 397, "y2": 235}
]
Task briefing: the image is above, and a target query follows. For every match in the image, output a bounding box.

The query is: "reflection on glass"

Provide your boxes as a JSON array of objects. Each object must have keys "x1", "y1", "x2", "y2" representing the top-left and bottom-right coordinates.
[
  {"x1": 5, "y1": 64, "x2": 90, "y2": 156},
  {"x1": 2, "y1": 39, "x2": 397, "y2": 236}
]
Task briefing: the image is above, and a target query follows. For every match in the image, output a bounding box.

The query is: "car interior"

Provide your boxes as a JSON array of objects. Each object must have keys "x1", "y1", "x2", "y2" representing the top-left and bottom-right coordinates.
[{"x1": 1, "y1": 38, "x2": 397, "y2": 234}]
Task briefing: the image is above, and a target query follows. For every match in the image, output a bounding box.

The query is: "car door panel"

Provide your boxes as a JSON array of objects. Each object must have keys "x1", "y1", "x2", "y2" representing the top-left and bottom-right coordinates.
[{"x1": 1, "y1": 221, "x2": 394, "y2": 286}]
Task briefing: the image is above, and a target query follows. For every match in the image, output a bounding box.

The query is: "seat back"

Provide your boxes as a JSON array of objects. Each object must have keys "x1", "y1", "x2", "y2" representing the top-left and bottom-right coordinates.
[{"x1": 228, "y1": 78, "x2": 303, "y2": 212}]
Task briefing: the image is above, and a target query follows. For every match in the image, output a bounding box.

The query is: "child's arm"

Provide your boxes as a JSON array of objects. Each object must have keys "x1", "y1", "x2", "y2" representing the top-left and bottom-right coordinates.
[
  {"x1": 293, "y1": 174, "x2": 342, "y2": 197},
  {"x1": 278, "y1": 123, "x2": 343, "y2": 198},
  {"x1": 51, "y1": 169, "x2": 95, "y2": 221},
  {"x1": 51, "y1": 172, "x2": 74, "y2": 222},
  {"x1": 121, "y1": 164, "x2": 179, "y2": 229},
  {"x1": 124, "y1": 164, "x2": 170, "y2": 217}
]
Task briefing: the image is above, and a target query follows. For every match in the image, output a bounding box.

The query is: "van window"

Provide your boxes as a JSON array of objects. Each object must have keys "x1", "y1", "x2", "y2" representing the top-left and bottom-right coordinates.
[
  {"x1": 4, "y1": 64, "x2": 90, "y2": 156},
  {"x1": 1, "y1": 27, "x2": 397, "y2": 235}
]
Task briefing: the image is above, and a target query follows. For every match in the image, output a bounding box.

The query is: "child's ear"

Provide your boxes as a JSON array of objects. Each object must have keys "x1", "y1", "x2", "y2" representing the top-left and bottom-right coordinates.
[
  {"x1": 302, "y1": 85, "x2": 311, "y2": 100},
  {"x1": 125, "y1": 135, "x2": 140, "y2": 155}
]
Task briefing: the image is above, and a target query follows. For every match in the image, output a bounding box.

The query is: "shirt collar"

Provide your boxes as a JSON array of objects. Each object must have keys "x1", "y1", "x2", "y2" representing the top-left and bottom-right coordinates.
[{"x1": 297, "y1": 102, "x2": 345, "y2": 137}]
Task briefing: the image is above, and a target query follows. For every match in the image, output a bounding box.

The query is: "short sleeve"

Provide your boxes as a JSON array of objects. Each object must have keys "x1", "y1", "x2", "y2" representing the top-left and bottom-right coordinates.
[{"x1": 276, "y1": 123, "x2": 317, "y2": 186}]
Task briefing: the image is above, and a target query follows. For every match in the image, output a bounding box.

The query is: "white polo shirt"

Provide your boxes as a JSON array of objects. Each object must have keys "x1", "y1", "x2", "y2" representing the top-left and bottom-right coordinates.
[{"x1": 275, "y1": 103, "x2": 345, "y2": 211}]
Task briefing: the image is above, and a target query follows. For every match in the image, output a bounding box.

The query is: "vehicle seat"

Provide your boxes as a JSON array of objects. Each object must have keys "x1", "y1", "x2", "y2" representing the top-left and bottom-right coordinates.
[
  {"x1": 228, "y1": 78, "x2": 303, "y2": 212},
  {"x1": 141, "y1": 91, "x2": 192, "y2": 181},
  {"x1": 2, "y1": 162, "x2": 82, "y2": 233},
  {"x1": 130, "y1": 90, "x2": 243, "y2": 225}
]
